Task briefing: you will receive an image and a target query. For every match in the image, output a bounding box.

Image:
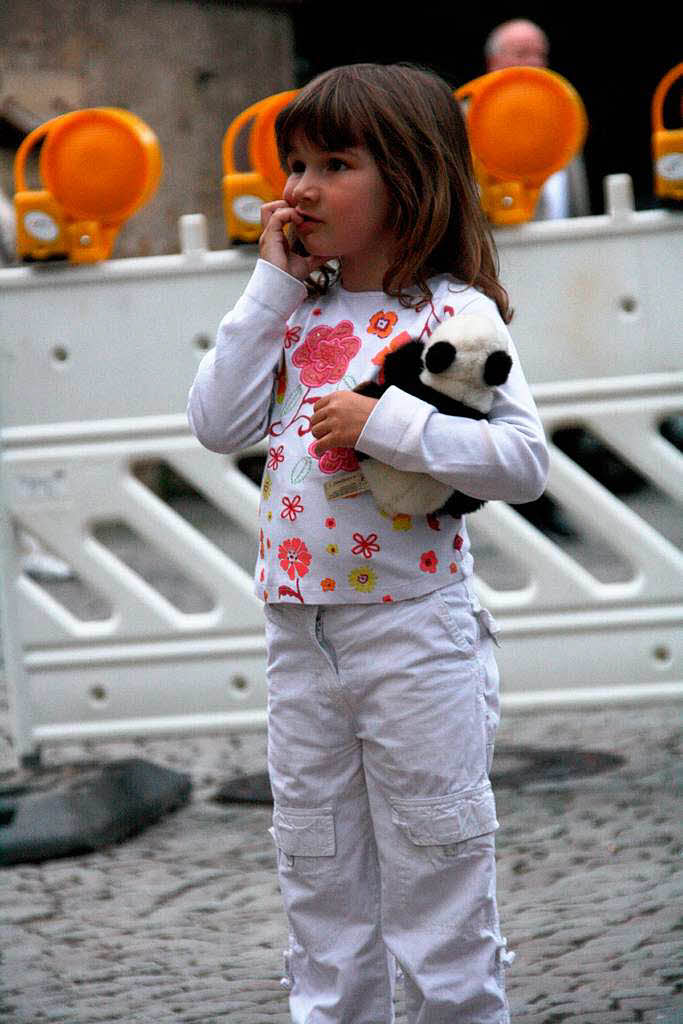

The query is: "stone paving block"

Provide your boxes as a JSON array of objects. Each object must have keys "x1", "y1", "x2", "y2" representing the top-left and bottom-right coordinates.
[{"x1": 618, "y1": 996, "x2": 682, "y2": 1012}]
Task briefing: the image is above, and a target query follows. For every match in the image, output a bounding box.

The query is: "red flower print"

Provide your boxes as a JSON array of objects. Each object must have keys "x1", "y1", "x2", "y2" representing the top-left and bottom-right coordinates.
[
  {"x1": 449, "y1": 562, "x2": 458, "y2": 574},
  {"x1": 281, "y1": 494, "x2": 304, "y2": 521},
  {"x1": 444, "y1": 306, "x2": 455, "y2": 318},
  {"x1": 308, "y1": 439, "x2": 359, "y2": 475},
  {"x1": 278, "y1": 537, "x2": 312, "y2": 580},
  {"x1": 292, "y1": 321, "x2": 361, "y2": 387},
  {"x1": 420, "y1": 550, "x2": 438, "y2": 573},
  {"x1": 382, "y1": 595, "x2": 394, "y2": 602},
  {"x1": 453, "y1": 533, "x2": 463, "y2": 551},
  {"x1": 320, "y1": 578, "x2": 336, "y2": 592},
  {"x1": 427, "y1": 513, "x2": 441, "y2": 531},
  {"x1": 313, "y1": 308, "x2": 322, "y2": 316},
  {"x1": 325, "y1": 517, "x2": 336, "y2": 529},
  {"x1": 351, "y1": 532, "x2": 380, "y2": 559},
  {"x1": 268, "y1": 445, "x2": 285, "y2": 470},
  {"x1": 284, "y1": 325, "x2": 301, "y2": 349},
  {"x1": 367, "y1": 310, "x2": 398, "y2": 339},
  {"x1": 260, "y1": 568, "x2": 265, "y2": 582}
]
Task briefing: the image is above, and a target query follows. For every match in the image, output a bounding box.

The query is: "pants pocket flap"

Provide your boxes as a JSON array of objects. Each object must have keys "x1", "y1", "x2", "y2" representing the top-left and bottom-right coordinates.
[
  {"x1": 390, "y1": 784, "x2": 498, "y2": 846},
  {"x1": 271, "y1": 807, "x2": 336, "y2": 857}
]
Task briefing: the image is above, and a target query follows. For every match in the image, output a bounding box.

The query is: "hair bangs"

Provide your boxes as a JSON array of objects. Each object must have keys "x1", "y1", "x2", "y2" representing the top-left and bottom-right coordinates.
[{"x1": 276, "y1": 73, "x2": 371, "y2": 164}]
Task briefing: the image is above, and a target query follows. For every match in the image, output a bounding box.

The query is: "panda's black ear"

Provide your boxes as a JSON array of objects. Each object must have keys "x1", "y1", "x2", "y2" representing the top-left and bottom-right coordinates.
[
  {"x1": 484, "y1": 350, "x2": 512, "y2": 386},
  {"x1": 425, "y1": 341, "x2": 456, "y2": 374}
]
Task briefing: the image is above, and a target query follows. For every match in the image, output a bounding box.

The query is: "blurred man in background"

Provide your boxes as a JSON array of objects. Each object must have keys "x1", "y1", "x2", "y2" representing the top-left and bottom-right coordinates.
[{"x1": 484, "y1": 18, "x2": 591, "y2": 219}]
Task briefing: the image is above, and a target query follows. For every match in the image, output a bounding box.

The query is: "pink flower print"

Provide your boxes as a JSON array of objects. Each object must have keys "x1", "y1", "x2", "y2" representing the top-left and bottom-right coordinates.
[
  {"x1": 284, "y1": 325, "x2": 301, "y2": 349},
  {"x1": 281, "y1": 494, "x2": 304, "y2": 521},
  {"x1": 268, "y1": 445, "x2": 285, "y2": 470},
  {"x1": 351, "y1": 532, "x2": 380, "y2": 559},
  {"x1": 308, "y1": 439, "x2": 359, "y2": 475},
  {"x1": 292, "y1": 320, "x2": 361, "y2": 387},
  {"x1": 325, "y1": 517, "x2": 336, "y2": 529}
]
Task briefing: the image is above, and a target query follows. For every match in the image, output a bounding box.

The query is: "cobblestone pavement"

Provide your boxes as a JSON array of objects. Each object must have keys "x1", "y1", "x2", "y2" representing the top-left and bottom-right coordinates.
[{"x1": 1, "y1": 699, "x2": 681, "y2": 1024}]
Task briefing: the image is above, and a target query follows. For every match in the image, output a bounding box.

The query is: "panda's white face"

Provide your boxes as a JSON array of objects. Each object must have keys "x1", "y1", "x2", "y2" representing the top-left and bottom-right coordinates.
[{"x1": 419, "y1": 313, "x2": 511, "y2": 413}]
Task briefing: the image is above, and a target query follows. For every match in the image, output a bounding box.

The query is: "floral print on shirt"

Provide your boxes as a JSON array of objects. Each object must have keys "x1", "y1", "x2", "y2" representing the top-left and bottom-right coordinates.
[
  {"x1": 292, "y1": 320, "x2": 361, "y2": 388},
  {"x1": 258, "y1": 284, "x2": 479, "y2": 603},
  {"x1": 367, "y1": 310, "x2": 398, "y2": 339}
]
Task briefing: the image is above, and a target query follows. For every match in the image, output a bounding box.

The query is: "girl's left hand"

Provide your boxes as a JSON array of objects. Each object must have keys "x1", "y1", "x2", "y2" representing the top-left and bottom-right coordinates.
[{"x1": 310, "y1": 392, "x2": 378, "y2": 454}]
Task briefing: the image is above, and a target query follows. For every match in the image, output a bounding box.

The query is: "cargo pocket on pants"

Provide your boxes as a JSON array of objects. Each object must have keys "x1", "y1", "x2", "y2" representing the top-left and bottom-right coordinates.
[
  {"x1": 270, "y1": 805, "x2": 336, "y2": 874},
  {"x1": 269, "y1": 805, "x2": 344, "y2": 953},
  {"x1": 389, "y1": 784, "x2": 499, "y2": 932},
  {"x1": 390, "y1": 783, "x2": 498, "y2": 848}
]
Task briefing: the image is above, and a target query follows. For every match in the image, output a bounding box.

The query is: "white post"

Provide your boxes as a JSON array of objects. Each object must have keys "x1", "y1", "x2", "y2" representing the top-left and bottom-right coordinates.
[
  {"x1": 0, "y1": 410, "x2": 36, "y2": 768},
  {"x1": 604, "y1": 173, "x2": 635, "y2": 217}
]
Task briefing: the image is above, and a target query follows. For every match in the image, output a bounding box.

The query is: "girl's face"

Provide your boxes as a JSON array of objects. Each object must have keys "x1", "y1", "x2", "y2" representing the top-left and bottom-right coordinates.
[{"x1": 283, "y1": 131, "x2": 397, "y2": 291}]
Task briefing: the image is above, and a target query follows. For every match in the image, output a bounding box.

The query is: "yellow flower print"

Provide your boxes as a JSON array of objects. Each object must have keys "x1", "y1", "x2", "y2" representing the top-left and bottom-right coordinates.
[
  {"x1": 267, "y1": 510, "x2": 273, "y2": 521},
  {"x1": 392, "y1": 514, "x2": 412, "y2": 531},
  {"x1": 262, "y1": 472, "x2": 272, "y2": 502},
  {"x1": 348, "y1": 567, "x2": 378, "y2": 593},
  {"x1": 326, "y1": 543, "x2": 339, "y2": 555}
]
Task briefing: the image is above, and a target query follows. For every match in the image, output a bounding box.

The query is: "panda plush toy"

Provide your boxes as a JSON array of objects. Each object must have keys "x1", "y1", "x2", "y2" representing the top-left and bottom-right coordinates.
[{"x1": 354, "y1": 313, "x2": 512, "y2": 518}]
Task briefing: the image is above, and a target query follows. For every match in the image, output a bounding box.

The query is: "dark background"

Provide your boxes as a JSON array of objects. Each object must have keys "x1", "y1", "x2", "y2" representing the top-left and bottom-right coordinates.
[{"x1": 290, "y1": 3, "x2": 680, "y2": 214}]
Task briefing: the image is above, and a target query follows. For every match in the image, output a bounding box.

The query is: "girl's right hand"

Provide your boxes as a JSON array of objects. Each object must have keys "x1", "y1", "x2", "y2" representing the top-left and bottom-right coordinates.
[{"x1": 259, "y1": 200, "x2": 325, "y2": 281}]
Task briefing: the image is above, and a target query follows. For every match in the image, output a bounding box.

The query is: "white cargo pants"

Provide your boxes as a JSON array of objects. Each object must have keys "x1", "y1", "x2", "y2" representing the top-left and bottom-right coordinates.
[{"x1": 265, "y1": 578, "x2": 510, "y2": 1024}]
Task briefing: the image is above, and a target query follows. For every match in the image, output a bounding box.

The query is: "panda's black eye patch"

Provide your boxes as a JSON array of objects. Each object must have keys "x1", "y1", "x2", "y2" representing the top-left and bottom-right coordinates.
[
  {"x1": 483, "y1": 350, "x2": 513, "y2": 386},
  {"x1": 425, "y1": 341, "x2": 456, "y2": 374}
]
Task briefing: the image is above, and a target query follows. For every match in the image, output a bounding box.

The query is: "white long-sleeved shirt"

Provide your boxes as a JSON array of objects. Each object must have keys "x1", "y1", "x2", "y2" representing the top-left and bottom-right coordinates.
[{"x1": 188, "y1": 260, "x2": 548, "y2": 604}]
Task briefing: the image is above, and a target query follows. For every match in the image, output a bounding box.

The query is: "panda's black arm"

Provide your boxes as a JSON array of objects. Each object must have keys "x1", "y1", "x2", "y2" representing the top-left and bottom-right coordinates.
[
  {"x1": 426, "y1": 393, "x2": 488, "y2": 420},
  {"x1": 353, "y1": 380, "x2": 386, "y2": 400}
]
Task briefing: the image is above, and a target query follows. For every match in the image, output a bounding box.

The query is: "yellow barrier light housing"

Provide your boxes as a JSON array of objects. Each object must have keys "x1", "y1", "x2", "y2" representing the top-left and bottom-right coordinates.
[
  {"x1": 456, "y1": 67, "x2": 587, "y2": 225},
  {"x1": 222, "y1": 89, "x2": 298, "y2": 243},
  {"x1": 14, "y1": 107, "x2": 162, "y2": 263},
  {"x1": 652, "y1": 63, "x2": 682, "y2": 202}
]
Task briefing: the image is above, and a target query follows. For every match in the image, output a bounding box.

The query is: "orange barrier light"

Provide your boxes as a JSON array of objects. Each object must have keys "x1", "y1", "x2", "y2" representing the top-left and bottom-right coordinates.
[
  {"x1": 222, "y1": 89, "x2": 298, "y2": 243},
  {"x1": 652, "y1": 63, "x2": 683, "y2": 202},
  {"x1": 456, "y1": 67, "x2": 587, "y2": 225},
  {"x1": 14, "y1": 108, "x2": 162, "y2": 263}
]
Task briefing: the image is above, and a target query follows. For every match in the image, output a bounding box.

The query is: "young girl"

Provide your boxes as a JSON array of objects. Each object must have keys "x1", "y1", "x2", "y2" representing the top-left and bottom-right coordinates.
[{"x1": 188, "y1": 63, "x2": 548, "y2": 1024}]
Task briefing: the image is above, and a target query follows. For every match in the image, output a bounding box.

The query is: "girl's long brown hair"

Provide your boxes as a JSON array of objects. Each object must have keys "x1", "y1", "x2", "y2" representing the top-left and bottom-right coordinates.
[{"x1": 275, "y1": 63, "x2": 512, "y2": 323}]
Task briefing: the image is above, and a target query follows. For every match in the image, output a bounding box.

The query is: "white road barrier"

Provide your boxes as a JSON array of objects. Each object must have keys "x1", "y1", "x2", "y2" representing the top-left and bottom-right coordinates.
[{"x1": 1, "y1": 177, "x2": 681, "y2": 761}]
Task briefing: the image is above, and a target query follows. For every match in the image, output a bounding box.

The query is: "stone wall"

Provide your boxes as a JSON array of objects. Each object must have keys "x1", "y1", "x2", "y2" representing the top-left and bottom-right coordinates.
[{"x1": 0, "y1": 0, "x2": 296, "y2": 256}]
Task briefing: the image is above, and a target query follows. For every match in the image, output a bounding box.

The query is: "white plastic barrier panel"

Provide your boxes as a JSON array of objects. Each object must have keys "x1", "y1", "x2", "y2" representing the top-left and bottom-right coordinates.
[{"x1": 1, "y1": 179, "x2": 681, "y2": 760}]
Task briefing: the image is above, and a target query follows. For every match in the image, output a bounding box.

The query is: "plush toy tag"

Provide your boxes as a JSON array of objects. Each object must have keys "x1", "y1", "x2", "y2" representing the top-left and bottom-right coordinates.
[{"x1": 324, "y1": 471, "x2": 370, "y2": 500}]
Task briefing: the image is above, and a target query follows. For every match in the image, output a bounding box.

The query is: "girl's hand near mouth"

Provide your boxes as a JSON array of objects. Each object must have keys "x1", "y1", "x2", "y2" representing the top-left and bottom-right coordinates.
[{"x1": 259, "y1": 200, "x2": 326, "y2": 281}]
